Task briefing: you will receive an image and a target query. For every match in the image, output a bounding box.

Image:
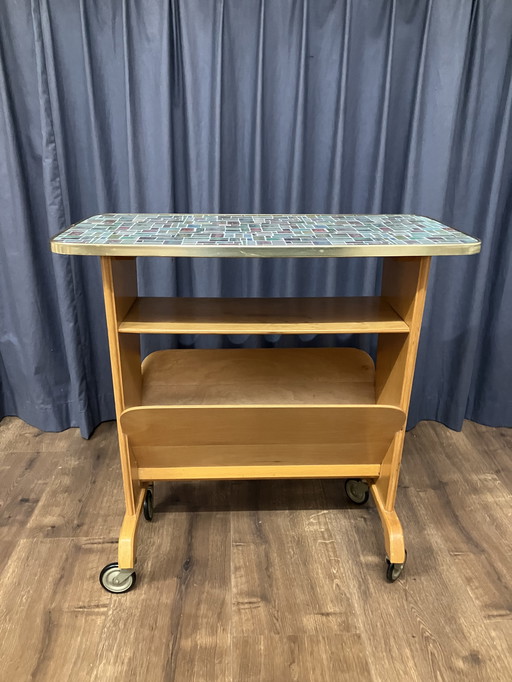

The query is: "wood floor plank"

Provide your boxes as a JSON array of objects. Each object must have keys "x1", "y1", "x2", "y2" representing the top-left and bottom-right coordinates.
[
  {"x1": 232, "y1": 635, "x2": 374, "y2": 682},
  {"x1": 231, "y1": 479, "x2": 360, "y2": 636},
  {"x1": 462, "y1": 421, "x2": 512, "y2": 490},
  {"x1": 487, "y1": 621, "x2": 512, "y2": 678},
  {"x1": 401, "y1": 422, "x2": 512, "y2": 623},
  {"x1": 0, "y1": 538, "x2": 109, "y2": 681},
  {"x1": 398, "y1": 486, "x2": 512, "y2": 680},
  {"x1": 324, "y1": 415, "x2": 512, "y2": 682},
  {"x1": 25, "y1": 424, "x2": 125, "y2": 540},
  {"x1": 322, "y1": 486, "x2": 429, "y2": 681},
  {"x1": 92, "y1": 481, "x2": 232, "y2": 682},
  {"x1": 404, "y1": 421, "x2": 512, "y2": 499},
  {"x1": 0, "y1": 417, "x2": 510, "y2": 681},
  {"x1": 0, "y1": 416, "x2": 81, "y2": 452},
  {"x1": 450, "y1": 552, "x2": 512, "y2": 621},
  {"x1": 325, "y1": 484, "x2": 506, "y2": 682},
  {"x1": 0, "y1": 451, "x2": 54, "y2": 572}
]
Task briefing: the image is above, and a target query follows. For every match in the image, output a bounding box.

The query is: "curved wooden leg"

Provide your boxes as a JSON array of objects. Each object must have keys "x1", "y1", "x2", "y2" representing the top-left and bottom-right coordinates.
[
  {"x1": 118, "y1": 485, "x2": 147, "y2": 569},
  {"x1": 370, "y1": 483, "x2": 406, "y2": 564}
]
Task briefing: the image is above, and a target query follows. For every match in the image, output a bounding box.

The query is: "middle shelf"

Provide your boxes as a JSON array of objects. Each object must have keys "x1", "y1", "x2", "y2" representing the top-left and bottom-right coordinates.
[
  {"x1": 118, "y1": 296, "x2": 409, "y2": 334},
  {"x1": 140, "y1": 347, "x2": 377, "y2": 406}
]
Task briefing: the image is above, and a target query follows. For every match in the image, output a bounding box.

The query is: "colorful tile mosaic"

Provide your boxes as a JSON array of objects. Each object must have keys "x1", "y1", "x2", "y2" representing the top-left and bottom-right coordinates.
[{"x1": 52, "y1": 214, "x2": 480, "y2": 255}]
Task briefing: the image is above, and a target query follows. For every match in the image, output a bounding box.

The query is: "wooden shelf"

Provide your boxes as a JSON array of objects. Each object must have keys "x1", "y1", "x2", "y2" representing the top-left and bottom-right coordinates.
[
  {"x1": 121, "y1": 348, "x2": 406, "y2": 480},
  {"x1": 121, "y1": 401, "x2": 406, "y2": 481},
  {"x1": 133, "y1": 444, "x2": 383, "y2": 481},
  {"x1": 140, "y1": 347, "x2": 377, "y2": 406},
  {"x1": 118, "y1": 296, "x2": 409, "y2": 334}
]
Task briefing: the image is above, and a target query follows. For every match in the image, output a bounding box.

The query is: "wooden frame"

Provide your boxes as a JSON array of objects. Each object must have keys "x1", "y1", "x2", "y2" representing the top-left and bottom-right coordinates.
[
  {"x1": 373, "y1": 256, "x2": 431, "y2": 563},
  {"x1": 100, "y1": 254, "x2": 431, "y2": 574},
  {"x1": 100, "y1": 257, "x2": 143, "y2": 568}
]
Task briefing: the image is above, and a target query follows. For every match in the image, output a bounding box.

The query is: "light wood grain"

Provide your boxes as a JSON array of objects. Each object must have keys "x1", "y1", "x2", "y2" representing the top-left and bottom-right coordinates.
[
  {"x1": 100, "y1": 257, "x2": 141, "y2": 524},
  {"x1": 141, "y1": 347, "x2": 376, "y2": 406},
  {"x1": 0, "y1": 417, "x2": 511, "y2": 681},
  {"x1": 375, "y1": 257, "x2": 431, "y2": 409},
  {"x1": 370, "y1": 482, "x2": 406, "y2": 563},
  {"x1": 134, "y1": 442, "x2": 383, "y2": 480},
  {"x1": 101, "y1": 257, "x2": 141, "y2": 410},
  {"x1": 120, "y1": 405, "x2": 405, "y2": 447},
  {"x1": 118, "y1": 485, "x2": 146, "y2": 568},
  {"x1": 119, "y1": 296, "x2": 409, "y2": 334},
  {"x1": 133, "y1": 443, "x2": 386, "y2": 468},
  {"x1": 122, "y1": 404, "x2": 404, "y2": 480},
  {"x1": 104, "y1": 257, "x2": 429, "y2": 577},
  {"x1": 373, "y1": 257, "x2": 431, "y2": 516},
  {"x1": 137, "y1": 463, "x2": 381, "y2": 481},
  {"x1": 122, "y1": 345, "x2": 405, "y2": 483}
]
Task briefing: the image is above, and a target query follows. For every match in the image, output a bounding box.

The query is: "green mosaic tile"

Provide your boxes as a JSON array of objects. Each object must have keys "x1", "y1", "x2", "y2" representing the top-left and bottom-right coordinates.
[{"x1": 52, "y1": 214, "x2": 480, "y2": 255}]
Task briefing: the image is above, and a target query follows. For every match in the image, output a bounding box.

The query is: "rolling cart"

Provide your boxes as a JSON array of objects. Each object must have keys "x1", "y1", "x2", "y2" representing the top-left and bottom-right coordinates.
[{"x1": 51, "y1": 214, "x2": 480, "y2": 592}]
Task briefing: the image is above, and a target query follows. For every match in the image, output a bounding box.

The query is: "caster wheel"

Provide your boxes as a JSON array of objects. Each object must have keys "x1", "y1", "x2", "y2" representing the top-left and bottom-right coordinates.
[
  {"x1": 345, "y1": 478, "x2": 370, "y2": 505},
  {"x1": 143, "y1": 487, "x2": 154, "y2": 521},
  {"x1": 99, "y1": 563, "x2": 136, "y2": 594},
  {"x1": 385, "y1": 551, "x2": 407, "y2": 582}
]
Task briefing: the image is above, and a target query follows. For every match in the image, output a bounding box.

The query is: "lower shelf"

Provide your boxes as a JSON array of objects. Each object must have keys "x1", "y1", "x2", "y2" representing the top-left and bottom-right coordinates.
[
  {"x1": 134, "y1": 443, "x2": 382, "y2": 480},
  {"x1": 120, "y1": 347, "x2": 405, "y2": 481},
  {"x1": 121, "y1": 404, "x2": 405, "y2": 480}
]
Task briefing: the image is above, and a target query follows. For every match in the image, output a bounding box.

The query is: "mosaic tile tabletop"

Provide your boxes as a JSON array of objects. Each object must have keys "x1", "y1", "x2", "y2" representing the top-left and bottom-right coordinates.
[{"x1": 51, "y1": 214, "x2": 480, "y2": 257}]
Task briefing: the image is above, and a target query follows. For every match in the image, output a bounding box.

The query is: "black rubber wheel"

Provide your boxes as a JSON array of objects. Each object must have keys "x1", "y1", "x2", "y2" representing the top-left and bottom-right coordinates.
[
  {"x1": 344, "y1": 478, "x2": 370, "y2": 505},
  {"x1": 385, "y1": 551, "x2": 407, "y2": 582},
  {"x1": 99, "y1": 562, "x2": 136, "y2": 594},
  {"x1": 143, "y1": 487, "x2": 154, "y2": 521}
]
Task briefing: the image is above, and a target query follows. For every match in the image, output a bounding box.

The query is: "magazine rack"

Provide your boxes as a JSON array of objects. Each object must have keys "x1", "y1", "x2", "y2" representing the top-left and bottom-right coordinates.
[{"x1": 51, "y1": 214, "x2": 480, "y2": 592}]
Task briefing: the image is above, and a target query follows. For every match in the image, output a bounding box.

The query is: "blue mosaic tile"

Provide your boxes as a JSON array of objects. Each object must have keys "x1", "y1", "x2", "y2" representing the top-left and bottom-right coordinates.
[{"x1": 52, "y1": 214, "x2": 480, "y2": 254}]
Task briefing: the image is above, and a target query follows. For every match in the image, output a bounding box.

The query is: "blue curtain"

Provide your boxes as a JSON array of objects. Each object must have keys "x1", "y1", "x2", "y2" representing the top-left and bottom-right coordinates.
[{"x1": 1, "y1": 0, "x2": 511, "y2": 437}]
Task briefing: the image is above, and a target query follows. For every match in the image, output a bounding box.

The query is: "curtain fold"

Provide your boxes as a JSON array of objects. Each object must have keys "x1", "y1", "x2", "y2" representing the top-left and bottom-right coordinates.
[{"x1": 0, "y1": 0, "x2": 511, "y2": 436}]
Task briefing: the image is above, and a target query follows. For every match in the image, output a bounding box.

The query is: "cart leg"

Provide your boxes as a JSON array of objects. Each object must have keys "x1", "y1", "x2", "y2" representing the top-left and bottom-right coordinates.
[
  {"x1": 370, "y1": 482, "x2": 405, "y2": 565},
  {"x1": 118, "y1": 484, "x2": 147, "y2": 569},
  {"x1": 370, "y1": 430, "x2": 407, "y2": 573},
  {"x1": 99, "y1": 484, "x2": 149, "y2": 594},
  {"x1": 371, "y1": 258, "x2": 431, "y2": 580}
]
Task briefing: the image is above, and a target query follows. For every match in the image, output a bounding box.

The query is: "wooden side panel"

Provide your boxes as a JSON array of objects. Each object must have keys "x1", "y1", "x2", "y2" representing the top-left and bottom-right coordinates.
[
  {"x1": 122, "y1": 405, "x2": 405, "y2": 481},
  {"x1": 375, "y1": 257, "x2": 431, "y2": 409},
  {"x1": 120, "y1": 405, "x2": 406, "y2": 448},
  {"x1": 133, "y1": 442, "x2": 384, "y2": 480},
  {"x1": 101, "y1": 257, "x2": 141, "y2": 410},
  {"x1": 100, "y1": 256, "x2": 142, "y2": 517},
  {"x1": 132, "y1": 443, "x2": 387, "y2": 468},
  {"x1": 374, "y1": 256, "x2": 431, "y2": 511}
]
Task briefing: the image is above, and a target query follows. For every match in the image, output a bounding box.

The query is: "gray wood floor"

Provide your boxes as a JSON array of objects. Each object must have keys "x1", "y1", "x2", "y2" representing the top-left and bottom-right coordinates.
[{"x1": 0, "y1": 416, "x2": 510, "y2": 681}]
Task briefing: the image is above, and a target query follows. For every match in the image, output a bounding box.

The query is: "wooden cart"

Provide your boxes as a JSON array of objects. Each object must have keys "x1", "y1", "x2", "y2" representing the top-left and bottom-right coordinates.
[{"x1": 51, "y1": 214, "x2": 480, "y2": 592}]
